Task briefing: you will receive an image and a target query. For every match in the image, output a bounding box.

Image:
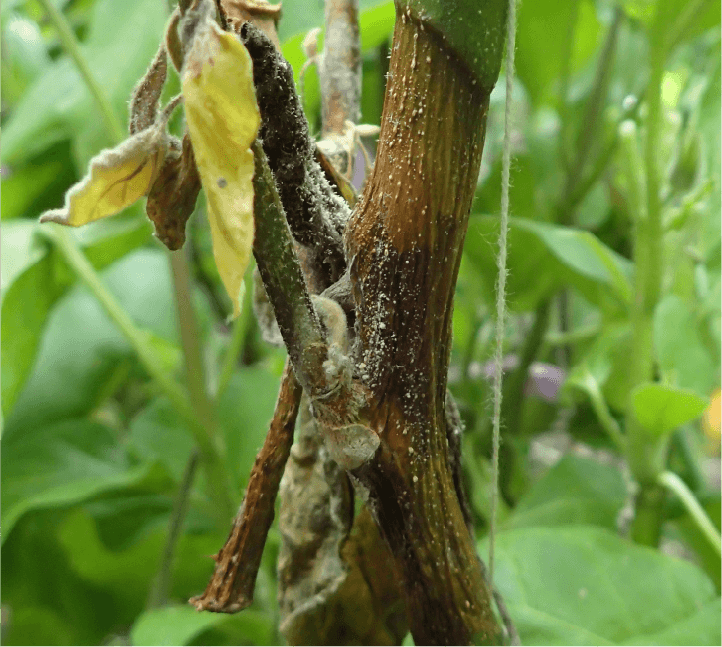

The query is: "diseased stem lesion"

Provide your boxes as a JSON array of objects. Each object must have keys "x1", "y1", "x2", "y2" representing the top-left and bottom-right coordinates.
[{"x1": 189, "y1": 2, "x2": 508, "y2": 643}]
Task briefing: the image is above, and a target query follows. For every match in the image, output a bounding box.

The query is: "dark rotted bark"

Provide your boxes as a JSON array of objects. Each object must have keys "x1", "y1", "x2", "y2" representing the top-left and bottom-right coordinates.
[
  {"x1": 240, "y1": 24, "x2": 349, "y2": 283},
  {"x1": 345, "y1": 8, "x2": 499, "y2": 644}
]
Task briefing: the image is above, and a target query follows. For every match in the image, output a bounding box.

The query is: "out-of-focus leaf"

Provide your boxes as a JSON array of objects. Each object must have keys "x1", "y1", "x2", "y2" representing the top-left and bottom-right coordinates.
[
  {"x1": 2, "y1": 248, "x2": 181, "y2": 435},
  {"x1": 503, "y1": 456, "x2": 626, "y2": 530},
  {"x1": 182, "y1": 18, "x2": 260, "y2": 317},
  {"x1": 131, "y1": 605, "x2": 274, "y2": 646},
  {"x1": 631, "y1": 383, "x2": 708, "y2": 437},
  {"x1": 654, "y1": 294, "x2": 718, "y2": 397},
  {"x1": 0, "y1": 13, "x2": 50, "y2": 107},
  {"x1": 0, "y1": 419, "x2": 155, "y2": 540},
  {"x1": 129, "y1": 366, "x2": 279, "y2": 497},
  {"x1": 1, "y1": 0, "x2": 169, "y2": 167},
  {"x1": 0, "y1": 154, "x2": 73, "y2": 221},
  {"x1": 1, "y1": 219, "x2": 151, "y2": 418},
  {"x1": 478, "y1": 526, "x2": 720, "y2": 645},
  {"x1": 515, "y1": 0, "x2": 600, "y2": 106},
  {"x1": 465, "y1": 215, "x2": 632, "y2": 312}
]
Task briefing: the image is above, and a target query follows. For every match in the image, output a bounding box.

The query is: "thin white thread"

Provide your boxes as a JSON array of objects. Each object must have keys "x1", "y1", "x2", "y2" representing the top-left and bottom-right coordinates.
[{"x1": 489, "y1": 0, "x2": 517, "y2": 585}]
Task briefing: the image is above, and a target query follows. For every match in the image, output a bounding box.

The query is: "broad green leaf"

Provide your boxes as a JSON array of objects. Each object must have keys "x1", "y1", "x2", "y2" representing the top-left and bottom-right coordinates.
[
  {"x1": 0, "y1": 418, "x2": 155, "y2": 540},
  {"x1": 514, "y1": 219, "x2": 633, "y2": 304},
  {"x1": 515, "y1": 0, "x2": 600, "y2": 106},
  {"x1": 2, "y1": 249, "x2": 181, "y2": 435},
  {"x1": 631, "y1": 383, "x2": 708, "y2": 437},
  {"x1": 0, "y1": 153, "x2": 72, "y2": 221},
  {"x1": 39, "y1": 123, "x2": 169, "y2": 228},
  {"x1": 503, "y1": 456, "x2": 626, "y2": 530},
  {"x1": 131, "y1": 605, "x2": 274, "y2": 646},
  {"x1": 129, "y1": 366, "x2": 280, "y2": 496},
  {"x1": 478, "y1": 526, "x2": 720, "y2": 645},
  {"x1": 128, "y1": 398, "x2": 197, "y2": 483},
  {"x1": 654, "y1": 294, "x2": 718, "y2": 396},
  {"x1": 465, "y1": 215, "x2": 632, "y2": 311},
  {"x1": 1, "y1": 0, "x2": 169, "y2": 167},
  {"x1": 0, "y1": 13, "x2": 50, "y2": 107},
  {"x1": 182, "y1": 18, "x2": 260, "y2": 317}
]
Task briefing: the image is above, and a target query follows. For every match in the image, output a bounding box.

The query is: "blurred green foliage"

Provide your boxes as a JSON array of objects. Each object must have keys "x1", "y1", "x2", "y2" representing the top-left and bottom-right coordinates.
[{"x1": 1, "y1": 0, "x2": 720, "y2": 645}]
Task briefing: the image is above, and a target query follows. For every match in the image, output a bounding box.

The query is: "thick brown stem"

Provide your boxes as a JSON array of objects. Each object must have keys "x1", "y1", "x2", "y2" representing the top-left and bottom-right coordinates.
[
  {"x1": 190, "y1": 362, "x2": 302, "y2": 612},
  {"x1": 345, "y1": 9, "x2": 499, "y2": 645}
]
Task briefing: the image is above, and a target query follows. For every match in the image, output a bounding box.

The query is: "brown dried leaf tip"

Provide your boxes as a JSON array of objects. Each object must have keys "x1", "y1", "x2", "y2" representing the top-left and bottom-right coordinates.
[
  {"x1": 146, "y1": 131, "x2": 202, "y2": 250},
  {"x1": 129, "y1": 35, "x2": 202, "y2": 251}
]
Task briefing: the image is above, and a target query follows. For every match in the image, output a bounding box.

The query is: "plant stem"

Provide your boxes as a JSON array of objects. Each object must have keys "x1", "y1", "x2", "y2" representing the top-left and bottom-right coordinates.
[
  {"x1": 147, "y1": 450, "x2": 200, "y2": 609},
  {"x1": 658, "y1": 471, "x2": 722, "y2": 557},
  {"x1": 501, "y1": 300, "x2": 551, "y2": 439},
  {"x1": 36, "y1": 0, "x2": 126, "y2": 144},
  {"x1": 586, "y1": 373, "x2": 625, "y2": 451},
  {"x1": 559, "y1": 7, "x2": 622, "y2": 223},
  {"x1": 169, "y1": 248, "x2": 234, "y2": 520},
  {"x1": 217, "y1": 276, "x2": 252, "y2": 400},
  {"x1": 558, "y1": 0, "x2": 580, "y2": 172},
  {"x1": 627, "y1": 4, "x2": 668, "y2": 544},
  {"x1": 169, "y1": 249, "x2": 216, "y2": 439},
  {"x1": 251, "y1": 140, "x2": 328, "y2": 397}
]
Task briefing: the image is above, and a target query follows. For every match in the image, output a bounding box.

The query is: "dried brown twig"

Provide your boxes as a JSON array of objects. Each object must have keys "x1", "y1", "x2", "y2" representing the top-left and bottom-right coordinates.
[{"x1": 190, "y1": 361, "x2": 302, "y2": 612}]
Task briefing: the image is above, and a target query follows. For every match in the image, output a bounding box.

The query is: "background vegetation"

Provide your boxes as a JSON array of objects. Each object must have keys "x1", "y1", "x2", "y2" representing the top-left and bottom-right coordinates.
[{"x1": 1, "y1": 0, "x2": 720, "y2": 644}]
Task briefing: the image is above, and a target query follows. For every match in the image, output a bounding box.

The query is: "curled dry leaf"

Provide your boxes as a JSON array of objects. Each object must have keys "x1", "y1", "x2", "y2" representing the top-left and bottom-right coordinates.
[
  {"x1": 129, "y1": 42, "x2": 168, "y2": 135},
  {"x1": 181, "y1": 14, "x2": 261, "y2": 317},
  {"x1": 39, "y1": 121, "x2": 169, "y2": 228},
  {"x1": 146, "y1": 132, "x2": 202, "y2": 251}
]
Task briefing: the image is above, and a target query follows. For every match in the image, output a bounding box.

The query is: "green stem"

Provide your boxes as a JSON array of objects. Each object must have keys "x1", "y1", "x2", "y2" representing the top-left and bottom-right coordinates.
[
  {"x1": 217, "y1": 275, "x2": 252, "y2": 400},
  {"x1": 36, "y1": 0, "x2": 126, "y2": 144},
  {"x1": 501, "y1": 300, "x2": 551, "y2": 438},
  {"x1": 147, "y1": 450, "x2": 200, "y2": 609},
  {"x1": 559, "y1": 7, "x2": 622, "y2": 223},
  {"x1": 586, "y1": 373, "x2": 625, "y2": 451},
  {"x1": 169, "y1": 249, "x2": 234, "y2": 520},
  {"x1": 658, "y1": 471, "x2": 722, "y2": 557},
  {"x1": 627, "y1": 5, "x2": 668, "y2": 544},
  {"x1": 558, "y1": 0, "x2": 581, "y2": 172},
  {"x1": 169, "y1": 249, "x2": 216, "y2": 440}
]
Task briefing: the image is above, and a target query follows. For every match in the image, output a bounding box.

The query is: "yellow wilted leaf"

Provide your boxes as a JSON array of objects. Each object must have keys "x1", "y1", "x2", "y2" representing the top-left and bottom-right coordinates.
[
  {"x1": 181, "y1": 17, "x2": 260, "y2": 318},
  {"x1": 39, "y1": 124, "x2": 168, "y2": 227}
]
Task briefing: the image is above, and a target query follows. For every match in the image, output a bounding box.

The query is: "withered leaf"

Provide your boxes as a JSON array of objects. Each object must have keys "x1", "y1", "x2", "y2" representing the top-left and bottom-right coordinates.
[{"x1": 181, "y1": 12, "x2": 261, "y2": 317}]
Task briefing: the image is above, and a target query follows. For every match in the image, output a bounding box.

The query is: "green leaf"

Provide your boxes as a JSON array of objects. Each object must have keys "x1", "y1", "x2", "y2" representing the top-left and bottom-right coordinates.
[
  {"x1": 479, "y1": 526, "x2": 720, "y2": 645},
  {"x1": 465, "y1": 216, "x2": 632, "y2": 311},
  {"x1": 129, "y1": 365, "x2": 279, "y2": 498},
  {"x1": 216, "y1": 367, "x2": 284, "y2": 493},
  {"x1": 654, "y1": 295, "x2": 718, "y2": 397},
  {"x1": 0, "y1": 418, "x2": 155, "y2": 541},
  {"x1": 1, "y1": 234, "x2": 157, "y2": 424},
  {"x1": 1, "y1": 0, "x2": 169, "y2": 167},
  {"x1": 504, "y1": 456, "x2": 626, "y2": 530},
  {"x1": 632, "y1": 383, "x2": 709, "y2": 436},
  {"x1": 131, "y1": 605, "x2": 274, "y2": 646},
  {"x1": 515, "y1": 0, "x2": 600, "y2": 106},
  {"x1": 128, "y1": 398, "x2": 197, "y2": 483}
]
